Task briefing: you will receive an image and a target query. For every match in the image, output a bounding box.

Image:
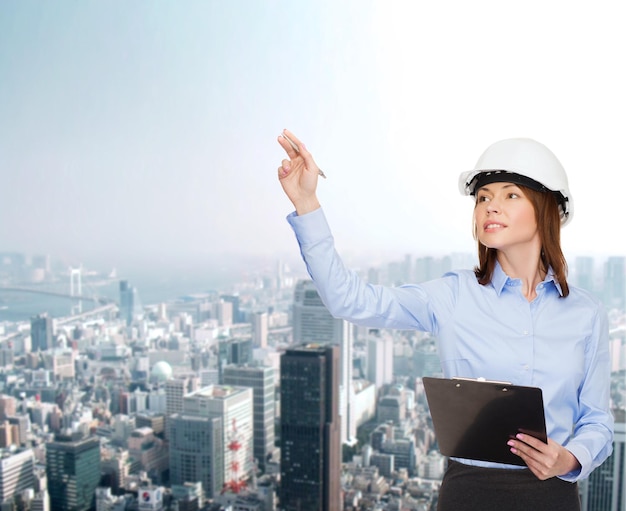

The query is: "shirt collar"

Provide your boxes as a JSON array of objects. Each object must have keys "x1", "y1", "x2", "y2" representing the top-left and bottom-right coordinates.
[{"x1": 491, "y1": 261, "x2": 564, "y2": 297}]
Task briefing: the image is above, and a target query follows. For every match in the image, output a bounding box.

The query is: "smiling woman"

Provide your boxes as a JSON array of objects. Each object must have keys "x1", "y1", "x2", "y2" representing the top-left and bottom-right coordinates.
[{"x1": 277, "y1": 129, "x2": 613, "y2": 511}]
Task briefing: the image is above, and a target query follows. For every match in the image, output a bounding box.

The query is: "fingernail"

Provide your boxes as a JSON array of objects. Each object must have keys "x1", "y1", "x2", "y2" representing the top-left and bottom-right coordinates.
[
  {"x1": 516, "y1": 434, "x2": 523, "y2": 440},
  {"x1": 507, "y1": 440, "x2": 514, "y2": 446}
]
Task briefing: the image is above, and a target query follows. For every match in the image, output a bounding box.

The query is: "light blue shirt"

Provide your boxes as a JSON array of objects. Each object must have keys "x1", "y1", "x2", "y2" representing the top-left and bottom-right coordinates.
[{"x1": 288, "y1": 208, "x2": 614, "y2": 482}]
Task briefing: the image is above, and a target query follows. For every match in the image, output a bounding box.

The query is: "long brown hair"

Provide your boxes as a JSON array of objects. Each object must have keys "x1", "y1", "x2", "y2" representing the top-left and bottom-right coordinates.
[{"x1": 473, "y1": 185, "x2": 570, "y2": 297}]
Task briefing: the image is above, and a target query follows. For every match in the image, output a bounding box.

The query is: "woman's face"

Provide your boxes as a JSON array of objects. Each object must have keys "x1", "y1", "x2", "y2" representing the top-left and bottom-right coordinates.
[{"x1": 474, "y1": 181, "x2": 539, "y2": 253}]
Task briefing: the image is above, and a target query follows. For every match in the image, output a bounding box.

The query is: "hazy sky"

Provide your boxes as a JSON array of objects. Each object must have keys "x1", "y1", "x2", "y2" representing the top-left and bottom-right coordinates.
[{"x1": 1, "y1": 1, "x2": 625, "y2": 275}]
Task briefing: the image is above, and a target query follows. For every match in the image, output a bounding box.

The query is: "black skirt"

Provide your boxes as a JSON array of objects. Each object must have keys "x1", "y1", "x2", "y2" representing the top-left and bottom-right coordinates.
[{"x1": 437, "y1": 460, "x2": 580, "y2": 511}]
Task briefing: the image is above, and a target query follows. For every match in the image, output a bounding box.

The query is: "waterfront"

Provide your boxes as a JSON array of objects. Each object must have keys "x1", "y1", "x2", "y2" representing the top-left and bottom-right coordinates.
[{"x1": 0, "y1": 271, "x2": 238, "y2": 323}]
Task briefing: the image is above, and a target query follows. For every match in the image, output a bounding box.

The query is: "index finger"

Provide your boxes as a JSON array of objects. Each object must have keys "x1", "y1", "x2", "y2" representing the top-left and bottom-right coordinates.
[
  {"x1": 515, "y1": 433, "x2": 547, "y2": 450},
  {"x1": 278, "y1": 133, "x2": 298, "y2": 159},
  {"x1": 282, "y1": 129, "x2": 318, "y2": 172}
]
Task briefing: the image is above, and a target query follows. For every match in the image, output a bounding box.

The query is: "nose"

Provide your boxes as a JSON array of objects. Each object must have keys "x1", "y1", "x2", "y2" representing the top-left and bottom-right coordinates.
[{"x1": 486, "y1": 198, "x2": 500, "y2": 214}]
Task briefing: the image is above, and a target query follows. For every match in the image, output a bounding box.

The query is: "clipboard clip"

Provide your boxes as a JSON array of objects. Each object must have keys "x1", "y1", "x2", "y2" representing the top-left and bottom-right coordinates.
[{"x1": 452, "y1": 377, "x2": 513, "y2": 385}]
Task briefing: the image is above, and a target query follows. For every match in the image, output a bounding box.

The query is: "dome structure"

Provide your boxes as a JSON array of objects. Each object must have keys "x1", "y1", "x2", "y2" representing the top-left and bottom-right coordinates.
[{"x1": 151, "y1": 361, "x2": 173, "y2": 382}]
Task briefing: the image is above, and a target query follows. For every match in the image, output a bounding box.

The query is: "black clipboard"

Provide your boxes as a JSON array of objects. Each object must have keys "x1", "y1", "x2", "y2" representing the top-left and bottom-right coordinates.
[{"x1": 422, "y1": 376, "x2": 547, "y2": 466}]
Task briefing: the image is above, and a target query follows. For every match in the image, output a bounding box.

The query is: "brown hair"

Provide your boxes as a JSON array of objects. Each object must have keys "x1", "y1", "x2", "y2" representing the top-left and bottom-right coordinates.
[{"x1": 473, "y1": 185, "x2": 570, "y2": 297}]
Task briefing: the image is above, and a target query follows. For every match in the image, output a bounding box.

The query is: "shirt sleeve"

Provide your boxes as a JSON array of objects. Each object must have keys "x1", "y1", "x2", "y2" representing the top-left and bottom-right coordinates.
[
  {"x1": 287, "y1": 208, "x2": 451, "y2": 333},
  {"x1": 560, "y1": 304, "x2": 614, "y2": 482}
]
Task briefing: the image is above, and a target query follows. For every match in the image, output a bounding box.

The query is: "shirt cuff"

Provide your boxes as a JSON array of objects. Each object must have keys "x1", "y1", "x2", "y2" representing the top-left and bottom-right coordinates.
[
  {"x1": 286, "y1": 207, "x2": 332, "y2": 246},
  {"x1": 558, "y1": 444, "x2": 588, "y2": 482}
]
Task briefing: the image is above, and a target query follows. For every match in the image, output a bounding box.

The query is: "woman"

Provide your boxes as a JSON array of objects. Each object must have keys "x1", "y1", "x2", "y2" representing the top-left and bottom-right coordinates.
[{"x1": 276, "y1": 129, "x2": 614, "y2": 511}]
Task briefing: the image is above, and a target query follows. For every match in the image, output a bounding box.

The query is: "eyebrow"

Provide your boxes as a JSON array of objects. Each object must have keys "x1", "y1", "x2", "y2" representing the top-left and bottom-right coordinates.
[{"x1": 477, "y1": 183, "x2": 521, "y2": 193}]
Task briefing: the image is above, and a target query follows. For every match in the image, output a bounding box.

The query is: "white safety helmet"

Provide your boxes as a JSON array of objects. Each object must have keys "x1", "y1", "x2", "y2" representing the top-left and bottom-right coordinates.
[{"x1": 458, "y1": 138, "x2": 573, "y2": 226}]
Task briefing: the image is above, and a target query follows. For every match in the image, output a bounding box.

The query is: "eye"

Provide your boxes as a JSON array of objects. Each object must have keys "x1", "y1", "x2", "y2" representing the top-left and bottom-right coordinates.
[
  {"x1": 508, "y1": 192, "x2": 520, "y2": 199},
  {"x1": 476, "y1": 195, "x2": 489, "y2": 203}
]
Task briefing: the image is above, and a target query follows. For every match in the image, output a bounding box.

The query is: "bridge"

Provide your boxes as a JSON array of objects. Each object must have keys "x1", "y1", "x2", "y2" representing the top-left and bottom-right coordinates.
[{"x1": 0, "y1": 286, "x2": 114, "y2": 305}]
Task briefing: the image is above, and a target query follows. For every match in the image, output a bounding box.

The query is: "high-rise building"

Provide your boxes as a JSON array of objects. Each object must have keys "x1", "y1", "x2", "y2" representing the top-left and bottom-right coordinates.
[
  {"x1": 165, "y1": 376, "x2": 199, "y2": 429},
  {"x1": 220, "y1": 294, "x2": 242, "y2": 323},
  {"x1": 574, "y1": 256, "x2": 596, "y2": 293},
  {"x1": 293, "y1": 279, "x2": 356, "y2": 445},
  {"x1": 253, "y1": 312, "x2": 269, "y2": 348},
  {"x1": 169, "y1": 385, "x2": 254, "y2": 499},
  {"x1": 119, "y1": 280, "x2": 141, "y2": 326},
  {"x1": 280, "y1": 344, "x2": 342, "y2": 511},
  {"x1": 0, "y1": 447, "x2": 34, "y2": 504},
  {"x1": 580, "y1": 410, "x2": 625, "y2": 511},
  {"x1": 223, "y1": 364, "x2": 275, "y2": 472},
  {"x1": 367, "y1": 332, "x2": 394, "y2": 389},
  {"x1": 214, "y1": 300, "x2": 233, "y2": 327},
  {"x1": 46, "y1": 435, "x2": 100, "y2": 511},
  {"x1": 0, "y1": 395, "x2": 17, "y2": 420},
  {"x1": 31, "y1": 313, "x2": 53, "y2": 351},
  {"x1": 218, "y1": 338, "x2": 253, "y2": 382},
  {"x1": 168, "y1": 413, "x2": 223, "y2": 499},
  {"x1": 604, "y1": 257, "x2": 625, "y2": 310}
]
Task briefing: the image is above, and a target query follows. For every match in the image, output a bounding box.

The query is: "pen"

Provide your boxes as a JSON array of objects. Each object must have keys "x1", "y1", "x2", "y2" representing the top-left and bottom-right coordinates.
[{"x1": 282, "y1": 133, "x2": 327, "y2": 179}]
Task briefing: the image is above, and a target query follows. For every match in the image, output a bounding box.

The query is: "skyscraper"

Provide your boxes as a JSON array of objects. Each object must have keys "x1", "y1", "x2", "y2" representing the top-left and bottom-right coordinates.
[
  {"x1": 30, "y1": 313, "x2": 53, "y2": 351},
  {"x1": 574, "y1": 256, "x2": 595, "y2": 293},
  {"x1": 367, "y1": 331, "x2": 394, "y2": 389},
  {"x1": 604, "y1": 257, "x2": 626, "y2": 310},
  {"x1": 218, "y1": 338, "x2": 253, "y2": 383},
  {"x1": 293, "y1": 279, "x2": 356, "y2": 445},
  {"x1": 580, "y1": 410, "x2": 625, "y2": 511},
  {"x1": 46, "y1": 435, "x2": 101, "y2": 511},
  {"x1": 119, "y1": 280, "x2": 141, "y2": 326},
  {"x1": 223, "y1": 364, "x2": 275, "y2": 472},
  {"x1": 253, "y1": 311, "x2": 268, "y2": 348},
  {"x1": 280, "y1": 344, "x2": 342, "y2": 511}
]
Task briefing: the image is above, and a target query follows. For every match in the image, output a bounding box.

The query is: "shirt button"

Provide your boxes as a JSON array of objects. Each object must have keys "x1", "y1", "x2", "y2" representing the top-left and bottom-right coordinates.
[
  {"x1": 523, "y1": 364, "x2": 529, "y2": 370},
  {"x1": 522, "y1": 330, "x2": 529, "y2": 335}
]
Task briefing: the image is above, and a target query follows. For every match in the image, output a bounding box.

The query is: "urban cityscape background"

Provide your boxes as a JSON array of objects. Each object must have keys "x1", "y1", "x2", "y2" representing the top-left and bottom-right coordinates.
[
  {"x1": 0, "y1": 249, "x2": 623, "y2": 510},
  {"x1": 1, "y1": 2, "x2": 625, "y2": 510}
]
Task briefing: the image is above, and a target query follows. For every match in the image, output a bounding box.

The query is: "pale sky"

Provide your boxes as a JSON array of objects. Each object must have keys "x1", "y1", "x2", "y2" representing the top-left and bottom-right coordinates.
[{"x1": 1, "y1": 1, "x2": 624, "y2": 275}]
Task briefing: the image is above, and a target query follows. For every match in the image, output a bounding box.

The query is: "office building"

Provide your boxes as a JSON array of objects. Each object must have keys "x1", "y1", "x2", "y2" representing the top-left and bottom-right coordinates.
[
  {"x1": 253, "y1": 312, "x2": 268, "y2": 348},
  {"x1": 280, "y1": 344, "x2": 342, "y2": 511},
  {"x1": 604, "y1": 257, "x2": 625, "y2": 310},
  {"x1": 0, "y1": 447, "x2": 34, "y2": 504},
  {"x1": 574, "y1": 256, "x2": 595, "y2": 293},
  {"x1": 169, "y1": 413, "x2": 223, "y2": 499},
  {"x1": 218, "y1": 338, "x2": 253, "y2": 382},
  {"x1": 580, "y1": 411, "x2": 625, "y2": 511},
  {"x1": 164, "y1": 375, "x2": 199, "y2": 437},
  {"x1": 169, "y1": 385, "x2": 254, "y2": 499},
  {"x1": 220, "y1": 294, "x2": 242, "y2": 323},
  {"x1": 367, "y1": 332, "x2": 394, "y2": 389},
  {"x1": 31, "y1": 313, "x2": 53, "y2": 351},
  {"x1": 46, "y1": 435, "x2": 101, "y2": 511},
  {"x1": 119, "y1": 280, "x2": 141, "y2": 326},
  {"x1": 293, "y1": 279, "x2": 356, "y2": 445},
  {"x1": 0, "y1": 395, "x2": 16, "y2": 421},
  {"x1": 223, "y1": 365, "x2": 275, "y2": 472}
]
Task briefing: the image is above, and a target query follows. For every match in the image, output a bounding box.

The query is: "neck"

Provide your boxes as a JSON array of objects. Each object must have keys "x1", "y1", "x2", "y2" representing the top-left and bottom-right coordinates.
[{"x1": 497, "y1": 248, "x2": 545, "y2": 301}]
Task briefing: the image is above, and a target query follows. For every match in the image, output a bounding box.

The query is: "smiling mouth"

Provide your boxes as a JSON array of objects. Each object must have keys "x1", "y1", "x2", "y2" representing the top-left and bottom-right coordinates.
[{"x1": 484, "y1": 223, "x2": 505, "y2": 230}]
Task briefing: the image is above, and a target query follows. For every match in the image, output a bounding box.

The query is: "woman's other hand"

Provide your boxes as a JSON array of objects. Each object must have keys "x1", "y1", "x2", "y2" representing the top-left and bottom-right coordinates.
[{"x1": 277, "y1": 129, "x2": 321, "y2": 215}]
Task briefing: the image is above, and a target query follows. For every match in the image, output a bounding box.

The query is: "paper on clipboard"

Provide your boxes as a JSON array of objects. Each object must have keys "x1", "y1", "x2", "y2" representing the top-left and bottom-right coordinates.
[{"x1": 422, "y1": 376, "x2": 547, "y2": 466}]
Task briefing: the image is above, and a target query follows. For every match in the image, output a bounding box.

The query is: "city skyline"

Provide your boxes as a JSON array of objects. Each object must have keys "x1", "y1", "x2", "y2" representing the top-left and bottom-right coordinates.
[
  {"x1": 1, "y1": 1, "x2": 625, "y2": 271},
  {"x1": 0, "y1": 243, "x2": 623, "y2": 509}
]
